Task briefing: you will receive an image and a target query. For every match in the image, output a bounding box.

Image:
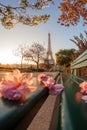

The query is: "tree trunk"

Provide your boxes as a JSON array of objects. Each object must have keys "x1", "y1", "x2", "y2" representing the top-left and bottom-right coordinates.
[
  {"x1": 37, "y1": 62, "x2": 39, "y2": 71},
  {"x1": 21, "y1": 57, "x2": 23, "y2": 69}
]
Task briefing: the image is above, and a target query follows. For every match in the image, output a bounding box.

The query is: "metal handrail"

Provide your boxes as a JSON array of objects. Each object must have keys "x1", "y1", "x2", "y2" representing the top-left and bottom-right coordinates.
[
  {"x1": 0, "y1": 87, "x2": 48, "y2": 130},
  {"x1": 60, "y1": 73, "x2": 63, "y2": 85},
  {"x1": 0, "y1": 72, "x2": 60, "y2": 130},
  {"x1": 70, "y1": 75, "x2": 86, "y2": 85}
]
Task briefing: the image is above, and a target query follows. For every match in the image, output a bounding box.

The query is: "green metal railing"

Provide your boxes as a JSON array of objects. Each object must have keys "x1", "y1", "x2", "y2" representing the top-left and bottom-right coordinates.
[
  {"x1": 0, "y1": 72, "x2": 60, "y2": 130},
  {"x1": 58, "y1": 75, "x2": 87, "y2": 130},
  {"x1": 0, "y1": 87, "x2": 48, "y2": 130},
  {"x1": 71, "y1": 50, "x2": 87, "y2": 69}
]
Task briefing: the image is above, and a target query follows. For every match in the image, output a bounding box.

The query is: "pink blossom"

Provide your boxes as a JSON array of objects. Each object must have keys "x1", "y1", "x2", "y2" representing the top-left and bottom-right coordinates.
[
  {"x1": 38, "y1": 73, "x2": 48, "y2": 84},
  {"x1": 43, "y1": 76, "x2": 55, "y2": 88},
  {"x1": 49, "y1": 84, "x2": 64, "y2": 95},
  {"x1": 79, "y1": 81, "x2": 87, "y2": 94},
  {"x1": 82, "y1": 95, "x2": 87, "y2": 103},
  {"x1": 38, "y1": 73, "x2": 64, "y2": 95},
  {"x1": 75, "y1": 92, "x2": 82, "y2": 103},
  {"x1": 41, "y1": 0, "x2": 48, "y2": 2},
  {"x1": 0, "y1": 69, "x2": 36, "y2": 100},
  {"x1": 38, "y1": 74, "x2": 55, "y2": 87}
]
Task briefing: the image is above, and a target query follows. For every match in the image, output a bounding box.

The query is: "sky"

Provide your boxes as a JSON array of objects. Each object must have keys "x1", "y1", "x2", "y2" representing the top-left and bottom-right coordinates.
[{"x1": 0, "y1": 0, "x2": 86, "y2": 64}]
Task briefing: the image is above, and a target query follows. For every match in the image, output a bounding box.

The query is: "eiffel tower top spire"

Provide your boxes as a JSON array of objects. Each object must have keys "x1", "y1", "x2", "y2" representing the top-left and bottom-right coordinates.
[
  {"x1": 47, "y1": 32, "x2": 53, "y2": 60},
  {"x1": 44, "y1": 33, "x2": 54, "y2": 65},
  {"x1": 48, "y1": 33, "x2": 51, "y2": 53}
]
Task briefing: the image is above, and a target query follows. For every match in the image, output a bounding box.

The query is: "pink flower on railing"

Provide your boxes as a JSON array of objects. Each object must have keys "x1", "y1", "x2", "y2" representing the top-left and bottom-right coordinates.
[
  {"x1": 81, "y1": 95, "x2": 87, "y2": 103},
  {"x1": 43, "y1": 77, "x2": 55, "y2": 88},
  {"x1": 49, "y1": 84, "x2": 64, "y2": 95},
  {"x1": 38, "y1": 73, "x2": 48, "y2": 84},
  {"x1": 79, "y1": 81, "x2": 87, "y2": 103},
  {"x1": 0, "y1": 69, "x2": 36, "y2": 101},
  {"x1": 79, "y1": 81, "x2": 87, "y2": 94},
  {"x1": 38, "y1": 73, "x2": 55, "y2": 86},
  {"x1": 38, "y1": 73, "x2": 64, "y2": 95},
  {"x1": 75, "y1": 92, "x2": 82, "y2": 103}
]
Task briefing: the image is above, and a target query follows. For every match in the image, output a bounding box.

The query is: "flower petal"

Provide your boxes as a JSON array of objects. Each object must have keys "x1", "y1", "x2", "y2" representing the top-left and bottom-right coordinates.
[
  {"x1": 49, "y1": 84, "x2": 64, "y2": 95},
  {"x1": 82, "y1": 95, "x2": 87, "y2": 103},
  {"x1": 0, "y1": 69, "x2": 36, "y2": 100}
]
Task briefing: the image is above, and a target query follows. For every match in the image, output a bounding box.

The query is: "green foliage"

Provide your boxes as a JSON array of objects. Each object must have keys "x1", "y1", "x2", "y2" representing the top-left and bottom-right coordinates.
[{"x1": 55, "y1": 48, "x2": 76, "y2": 66}]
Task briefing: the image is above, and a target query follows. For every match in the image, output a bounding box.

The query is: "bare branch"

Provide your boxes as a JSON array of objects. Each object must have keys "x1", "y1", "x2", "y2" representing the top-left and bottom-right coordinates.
[{"x1": 70, "y1": 31, "x2": 87, "y2": 54}]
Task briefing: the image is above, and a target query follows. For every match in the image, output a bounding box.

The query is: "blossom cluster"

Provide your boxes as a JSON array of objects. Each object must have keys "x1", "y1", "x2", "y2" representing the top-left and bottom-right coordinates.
[
  {"x1": 79, "y1": 81, "x2": 87, "y2": 103},
  {"x1": 0, "y1": 70, "x2": 64, "y2": 101},
  {"x1": 0, "y1": 69, "x2": 36, "y2": 101},
  {"x1": 38, "y1": 73, "x2": 64, "y2": 95},
  {"x1": 58, "y1": 0, "x2": 87, "y2": 26}
]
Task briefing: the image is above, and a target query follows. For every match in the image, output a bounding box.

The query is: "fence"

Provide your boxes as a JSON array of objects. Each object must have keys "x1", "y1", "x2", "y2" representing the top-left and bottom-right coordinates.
[
  {"x1": 71, "y1": 50, "x2": 87, "y2": 78},
  {"x1": 0, "y1": 71, "x2": 62, "y2": 130}
]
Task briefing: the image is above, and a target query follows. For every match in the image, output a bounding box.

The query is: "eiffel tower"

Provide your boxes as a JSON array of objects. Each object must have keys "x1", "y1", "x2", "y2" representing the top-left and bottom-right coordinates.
[{"x1": 44, "y1": 33, "x2": 54, "y2": 65}]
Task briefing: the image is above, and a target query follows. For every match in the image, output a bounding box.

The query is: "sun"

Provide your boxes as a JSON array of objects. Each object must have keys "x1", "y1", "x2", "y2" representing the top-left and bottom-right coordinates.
[{"x1": 0, "y1": 50, "x2": 20, "y2": 64}]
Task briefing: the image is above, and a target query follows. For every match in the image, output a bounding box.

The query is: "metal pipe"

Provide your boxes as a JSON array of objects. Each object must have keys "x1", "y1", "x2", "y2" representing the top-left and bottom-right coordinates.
[{"x1": 0, "y1": 87, "x2": 48, "y2": 130}]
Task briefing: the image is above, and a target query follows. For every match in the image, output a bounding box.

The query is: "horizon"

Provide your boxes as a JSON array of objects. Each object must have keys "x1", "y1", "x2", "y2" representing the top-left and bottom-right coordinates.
[{"x1": 0, "y1": 0, "x2": 85, "y2": 64}]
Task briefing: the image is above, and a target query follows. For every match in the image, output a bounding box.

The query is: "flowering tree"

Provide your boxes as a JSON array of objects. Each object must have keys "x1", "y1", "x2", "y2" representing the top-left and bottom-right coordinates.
[
  {"x1": 58, "y1": 0, "x2": 87, "y2": 26},
  {"x1": 0, "y1": 0, "x2": 54, "y2": 29},
  {"x1": 0, "y1": 0, "x2": 87, "y2": 28}
]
